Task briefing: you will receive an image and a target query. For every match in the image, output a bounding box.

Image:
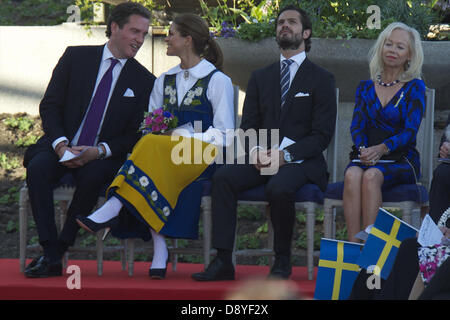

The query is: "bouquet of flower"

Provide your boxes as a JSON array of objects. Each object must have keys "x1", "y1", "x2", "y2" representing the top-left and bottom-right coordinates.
[{"x1": 139, "y1": 106, "x2": 178, "y2": 135}]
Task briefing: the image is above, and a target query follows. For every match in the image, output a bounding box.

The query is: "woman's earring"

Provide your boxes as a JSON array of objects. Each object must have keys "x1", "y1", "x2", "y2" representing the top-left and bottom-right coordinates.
[{"x1": 405, "y1": 60, "x2": 411, "y2": 70}]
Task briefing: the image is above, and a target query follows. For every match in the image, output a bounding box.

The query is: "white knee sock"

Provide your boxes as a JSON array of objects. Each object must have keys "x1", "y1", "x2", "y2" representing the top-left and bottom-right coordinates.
[
  {"x1": 150, "y1": 229, "x2": 168, "y2": 269},
  {"x1": 88, "y1": 196, "x2": 123, "y2": 223}
]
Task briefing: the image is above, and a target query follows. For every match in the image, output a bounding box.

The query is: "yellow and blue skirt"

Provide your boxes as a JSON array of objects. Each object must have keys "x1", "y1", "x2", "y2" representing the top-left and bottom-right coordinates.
[{"x1": 107, "y1": 134, "x2": 217, "y2": 240}]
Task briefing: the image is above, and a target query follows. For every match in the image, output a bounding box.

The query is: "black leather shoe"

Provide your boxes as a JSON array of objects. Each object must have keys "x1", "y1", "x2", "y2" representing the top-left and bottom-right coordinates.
[
  {"x1": 25, "y1": 255, "x2": 45, "y2": 273},
  {"x1": 24, "y1": 256, "x2": 62, "y2": 278},
  {"x1": 191, "y1": 257, "x2": 235, "y2": 281},
  {"x1": 268, "y1": 255, "x2": 292, "y2": 279}
]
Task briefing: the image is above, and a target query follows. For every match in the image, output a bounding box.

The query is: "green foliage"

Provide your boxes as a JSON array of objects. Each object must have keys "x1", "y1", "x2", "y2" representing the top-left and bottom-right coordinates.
[
  {"x1": 3, "y1": 116, "x2": 34, "y2": 132},
  {"x1": 209, "y1": 0, "x2": 440, "y2": 41},
  {"x1": 381, "y1": 0, "x2": 439, "y2": 38},
  {"x1": 6, "y1": 220, "x2": 19, "y2": 233},
  {"x1": 236, "y1": 233, "x2": 261, "y2": 250},
  {"x1": 237, "y1": 204, "x2": 262, "y2": 220},
  {"x1": 237, "y1": 19, "x2": 275, "y2": 41},
  {"x1": 15, "y1": 135, "x2": 39, "y2": 148},
  {"x1": 256, "y1": 222, "x2": 268, "y2": 233},
  {"x1": 0, "y1": 187, "x2": 20, "y2": 206},
  {"x1": 0, "y1": 154, "x2": 21, "y2": 170},
  {"x1": 0, "y1": 0, "x2": 74, "y2": 26}
]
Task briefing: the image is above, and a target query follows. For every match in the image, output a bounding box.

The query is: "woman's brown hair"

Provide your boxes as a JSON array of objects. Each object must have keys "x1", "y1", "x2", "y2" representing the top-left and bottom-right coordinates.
[{"x1": 173, "y1": 13, "x2": 223, "y2": 70}]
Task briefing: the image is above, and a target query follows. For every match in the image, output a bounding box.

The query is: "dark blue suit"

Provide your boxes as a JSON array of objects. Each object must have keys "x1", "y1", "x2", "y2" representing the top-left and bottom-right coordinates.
[{"x1": 212, "y1": 58, "x2": 336, "y2": 256}]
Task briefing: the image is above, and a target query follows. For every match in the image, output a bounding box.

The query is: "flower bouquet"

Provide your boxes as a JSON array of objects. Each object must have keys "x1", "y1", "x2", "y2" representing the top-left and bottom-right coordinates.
[{"x1": 139, "y1": 106, "x2": 178, "y2": 135}]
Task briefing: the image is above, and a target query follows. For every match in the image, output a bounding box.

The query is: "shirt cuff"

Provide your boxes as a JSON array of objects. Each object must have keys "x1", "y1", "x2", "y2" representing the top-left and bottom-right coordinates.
[
  {"x1": 98, "y1": 142, "x2": 112, "y2": 158},
  {"x1": 52, "y1": 137, "x2": 69, "y2": 150}
]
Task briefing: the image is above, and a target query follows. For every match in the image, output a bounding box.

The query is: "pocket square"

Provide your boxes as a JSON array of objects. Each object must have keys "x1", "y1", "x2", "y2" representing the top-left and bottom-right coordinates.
[
  {"x1": 295, "y1": 92, "x2": 310, "y2": 97},
  {"x1": 123, "y1": 88, "x2": 135, "y2": 97}
]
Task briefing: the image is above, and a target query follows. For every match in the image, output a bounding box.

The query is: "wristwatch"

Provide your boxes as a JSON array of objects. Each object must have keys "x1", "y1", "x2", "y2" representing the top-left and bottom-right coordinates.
[
  {"x1": 283, "y1": 149, "x2": 292, "y2": 163},
  {"x1": 97, "y1": 145, "x2": 106, "y2": 160}
]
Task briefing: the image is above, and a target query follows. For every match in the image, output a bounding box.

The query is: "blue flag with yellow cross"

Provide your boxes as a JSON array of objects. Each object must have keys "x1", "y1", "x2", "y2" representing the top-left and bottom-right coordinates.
[
  {"x1": 314, "y1": 238, "x2": 363, "y2": 300},
  {"x1": 357, "y1": 208, "x2": 418, "y2": 280}
]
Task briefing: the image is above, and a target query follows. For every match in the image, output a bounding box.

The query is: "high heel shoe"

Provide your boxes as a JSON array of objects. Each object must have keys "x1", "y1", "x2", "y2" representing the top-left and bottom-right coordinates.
[
  {"x1": 149, "y1": 254, "x2": 170, "y2": 280},
  {"x1": 75, "y1": 215, "x2": 119, "y2": 241}
]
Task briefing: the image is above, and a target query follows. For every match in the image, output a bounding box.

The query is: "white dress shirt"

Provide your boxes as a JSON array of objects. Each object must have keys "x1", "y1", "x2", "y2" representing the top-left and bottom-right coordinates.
[
  {"x1": 149, "y1": 59, "x2": 235, "y2": 146},
  {"x1": 52, "y1": 43, "x2": 127, "y2": 158},
  {"x1": 280, "y1": 51, "x2": 306, "y2": 90},
  {"x1": 249, "y1": 51, "x2": 307, "y2": 157}
]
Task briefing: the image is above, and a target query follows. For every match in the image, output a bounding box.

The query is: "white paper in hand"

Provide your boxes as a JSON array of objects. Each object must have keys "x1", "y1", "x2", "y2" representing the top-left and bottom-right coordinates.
[
  {"x1": 279, "y1": 137, "x2": 303, "y2": 164},
  {"x1": 418, "y1": 214, "x2": 443, "y2": 247},
  {"x1": 59, "y1": 149, "x2": 87, "y2": 162}
]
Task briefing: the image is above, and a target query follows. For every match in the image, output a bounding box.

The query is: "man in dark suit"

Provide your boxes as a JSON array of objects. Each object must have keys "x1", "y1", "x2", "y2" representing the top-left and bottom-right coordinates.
[
  {"x1": 23, "y1": 2, "x2": 156, "y2": 278},
  {"x1": 192, "y1": 5, "x2": 336, "y2": 281},
  {"x1": 429, "y1": 113, "x2": 450, "y2": 223}
]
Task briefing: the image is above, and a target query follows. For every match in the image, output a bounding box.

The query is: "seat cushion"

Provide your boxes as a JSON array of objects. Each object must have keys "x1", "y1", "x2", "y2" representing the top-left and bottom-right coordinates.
[{"x1": 324, "y1": 181, "x2": 429, "y2": 203}]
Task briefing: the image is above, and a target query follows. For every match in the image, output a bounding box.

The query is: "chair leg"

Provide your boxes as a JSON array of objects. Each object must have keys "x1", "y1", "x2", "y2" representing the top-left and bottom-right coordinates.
[
  {"x1": 59, "y1": 200, "x2": 69, "y2": 270},
  {"x1": 265, "y1": 205, "x2": 274, "y2": 268},
  {"x1": 401, "y1": 202, "x2": 414, "y2": 225},
  {"x1": 323, "y1": 201, "x2": 334, "y2": 239},
  {"x1": 201, "y1": 196, "x2": 212, "y2": 268},
  {"x1": 127, "y1": 239, "x2": 135, "y2": 276},
  {"x1": 121, "y1": 240, "x2": 127, "y2": 271},
  {"x1": 172, "y1": 239, "x2": 178, "y2": 272},
  {"x1": 305, "y1": 205, "x2": 315, "y2": 281},
  {"x1": 19, "y1": 186, "x2": 29, "y2": 273},
  {"x1": 96, "y1": 231, "x2": 103, "y2": 276}
]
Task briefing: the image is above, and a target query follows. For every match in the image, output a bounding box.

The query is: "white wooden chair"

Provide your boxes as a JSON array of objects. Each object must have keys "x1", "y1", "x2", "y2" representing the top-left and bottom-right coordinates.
[{"x1": 18, "y1": 176, "x2": 128, "y2": 275}]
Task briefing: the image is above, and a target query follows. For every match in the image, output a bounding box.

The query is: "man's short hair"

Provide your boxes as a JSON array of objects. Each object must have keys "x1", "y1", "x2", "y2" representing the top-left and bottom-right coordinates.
[
  {"x1": 275, "y1": 5, "x2": 312, "y2": 52},
  {"x1": 106, "y1": 2, "x2": 151, "y2": 38}
]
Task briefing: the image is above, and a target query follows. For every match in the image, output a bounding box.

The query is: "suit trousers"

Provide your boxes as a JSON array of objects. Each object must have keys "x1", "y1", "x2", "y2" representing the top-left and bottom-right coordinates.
[
  {"x1": 429, "y1": 163, "x2": 450, "y2": 223},
  {"x1": 211, "y1": 162, "x2": 309, "y2": 257},
  {"x1": 26, "y1": 150, "x2": 124, "y2": 252}
]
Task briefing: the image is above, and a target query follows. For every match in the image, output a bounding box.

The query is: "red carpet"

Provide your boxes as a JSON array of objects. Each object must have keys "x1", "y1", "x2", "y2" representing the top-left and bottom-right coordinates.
[{"x1": 0, "y1": 259, "x2": 317, "y2": 300}]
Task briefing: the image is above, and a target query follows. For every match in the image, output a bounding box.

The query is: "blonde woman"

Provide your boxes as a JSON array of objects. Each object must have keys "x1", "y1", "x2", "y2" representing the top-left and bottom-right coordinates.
[{"x1": 343, "y1": 22, "x2": 425, "y2": 242}]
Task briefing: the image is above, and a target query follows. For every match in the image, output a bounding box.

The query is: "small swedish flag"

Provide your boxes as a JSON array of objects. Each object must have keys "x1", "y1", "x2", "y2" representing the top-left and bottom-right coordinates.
[
  {"x1": 314, "y1": 239, "x2": 363, "y2": 300},
  {"x1": 357, "y1": 208, "x2": 418, "y2": 280}
]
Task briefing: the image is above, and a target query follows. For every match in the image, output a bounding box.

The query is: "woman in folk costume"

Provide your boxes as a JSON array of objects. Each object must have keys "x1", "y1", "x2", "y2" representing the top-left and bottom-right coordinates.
[{"x1": 76, "y1": 13, "x2": 235, "y2": 279}]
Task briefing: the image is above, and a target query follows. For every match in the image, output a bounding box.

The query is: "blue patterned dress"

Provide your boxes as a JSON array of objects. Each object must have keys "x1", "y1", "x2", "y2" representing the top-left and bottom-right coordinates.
[
  {"x1": 157, "y1": 70, "x2": 218, "y2": 239},
  {"x1": 346, "y1": 78, "x2": 425, "y2": 188}
]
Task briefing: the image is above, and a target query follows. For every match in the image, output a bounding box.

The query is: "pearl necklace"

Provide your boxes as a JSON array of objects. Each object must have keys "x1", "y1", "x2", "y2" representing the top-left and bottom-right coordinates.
[
  {"x1": 438, "y1": 207, "x2": 450, "y2": 228},
  {"x1": 377, "y1": 75, "x2": 400, "y2": 87}
]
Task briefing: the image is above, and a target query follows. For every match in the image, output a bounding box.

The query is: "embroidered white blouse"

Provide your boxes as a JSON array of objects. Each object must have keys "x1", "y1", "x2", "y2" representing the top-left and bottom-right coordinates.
[{"x1": 149, "y1": 59, "x2": 235, "y2": 146}]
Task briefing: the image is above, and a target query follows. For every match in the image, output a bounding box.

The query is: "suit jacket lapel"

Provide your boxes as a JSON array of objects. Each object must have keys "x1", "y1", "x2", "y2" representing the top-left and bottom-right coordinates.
[
  {"x1": 270, "y1": 62, "x2": 282, "y2": 121},
  {"x1": 280, "y1": 58, "x2": 312, "y2": 124}
]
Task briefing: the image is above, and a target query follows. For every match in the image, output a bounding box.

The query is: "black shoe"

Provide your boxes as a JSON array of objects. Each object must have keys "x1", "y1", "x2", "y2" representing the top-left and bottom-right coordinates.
[
  {"x1": 268, "y1": 255, "x2": 292, "y2": 279},
  {"x1": 149, "y1": 255, "x2": 170, "y2": 280},
  {"x1": 191, "y1": 257, "x2": 235, "y2": 281},
  {"x1": 25, "y1": 255, "x2": 45, "y2": 273},
  {"x1": 76, "y1": 215, "x2": 119, "y2": 240},
  {"x1": 24, "y1": 256, "x2": 62, "y2": 278}
]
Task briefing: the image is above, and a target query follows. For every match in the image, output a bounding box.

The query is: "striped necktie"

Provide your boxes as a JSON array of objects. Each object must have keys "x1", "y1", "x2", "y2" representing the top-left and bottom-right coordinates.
[
  {"x1": 280, "y1": 59, "x2": 294, "y2": 107},
  {"x1": 78, "y1": 58, "x2": 119, "y2": 146}
]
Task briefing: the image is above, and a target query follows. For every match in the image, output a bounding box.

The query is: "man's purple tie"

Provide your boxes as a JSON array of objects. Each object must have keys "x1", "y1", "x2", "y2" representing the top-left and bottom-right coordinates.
[{"x1": 77, "y1": 58, "x2": 119, "y2": 146}]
